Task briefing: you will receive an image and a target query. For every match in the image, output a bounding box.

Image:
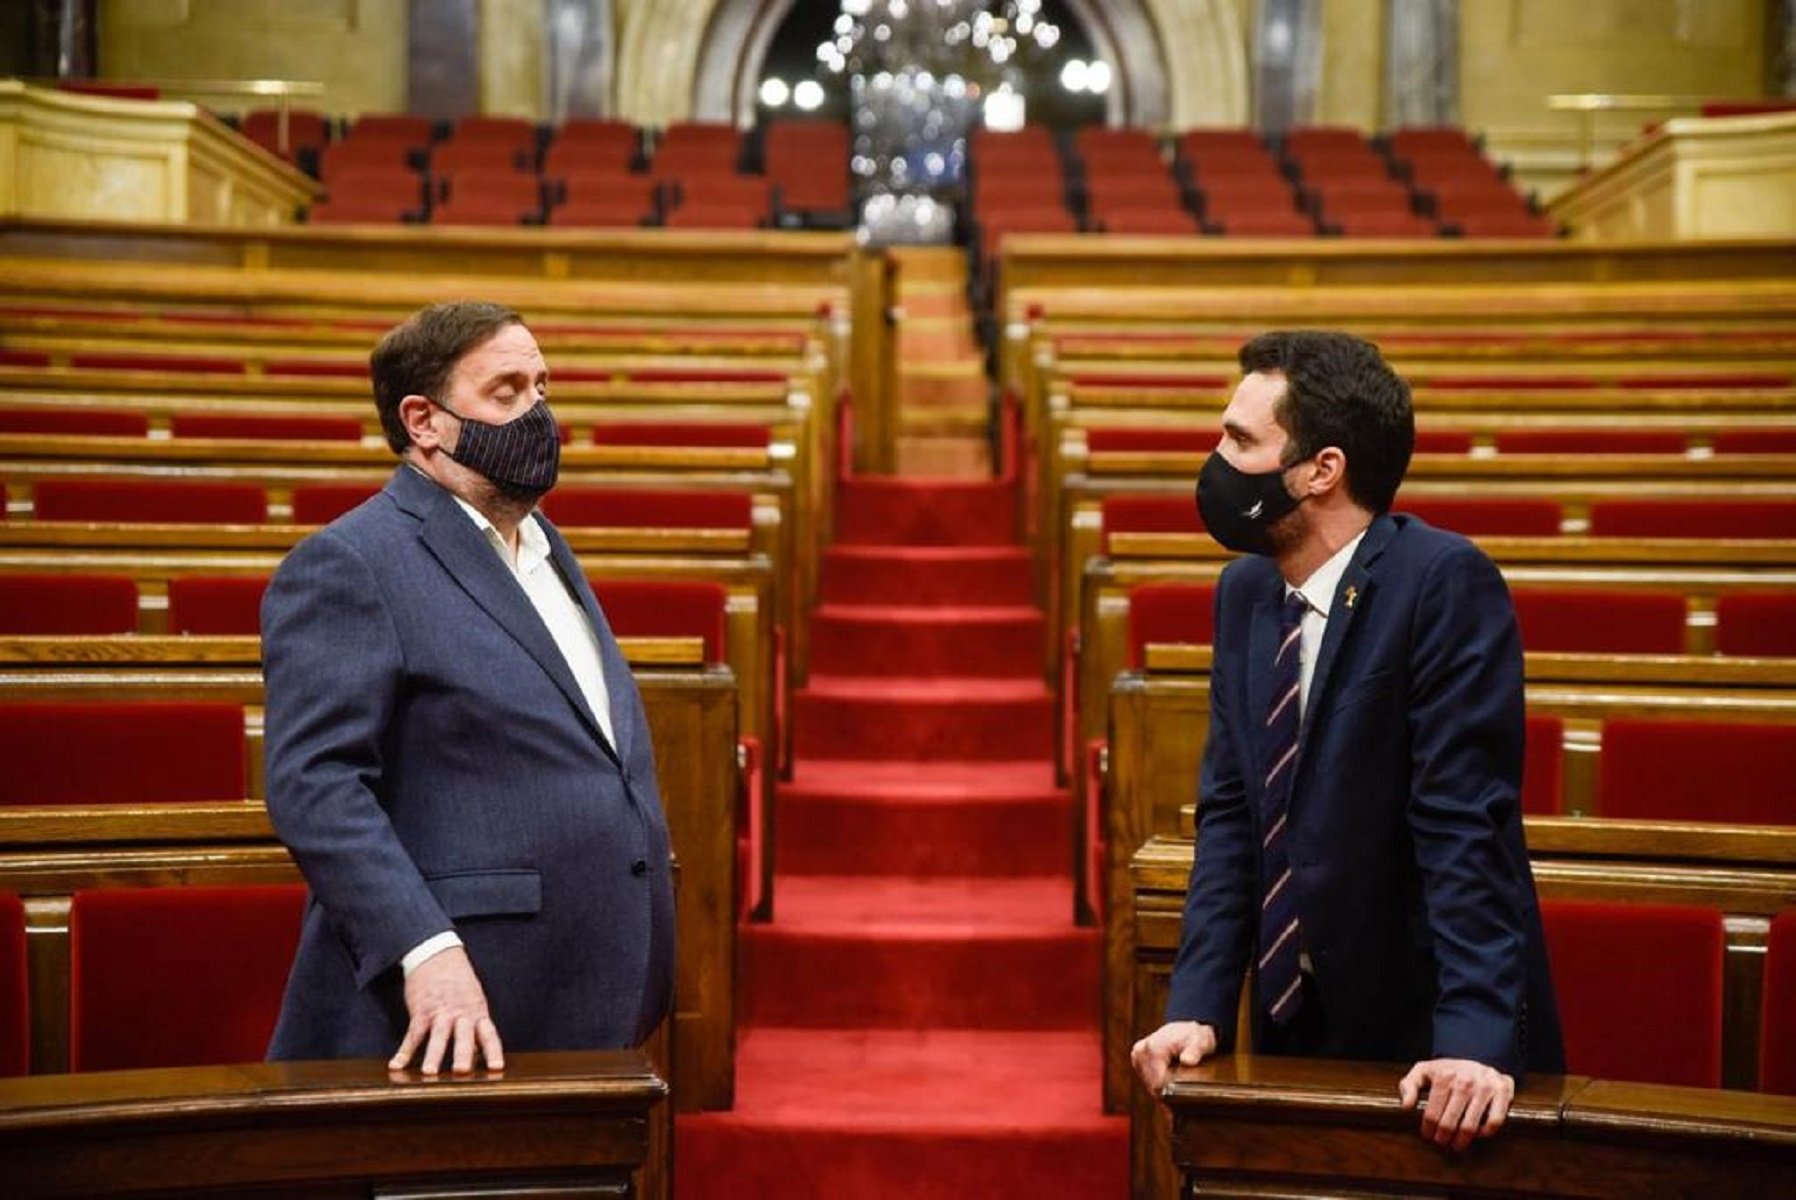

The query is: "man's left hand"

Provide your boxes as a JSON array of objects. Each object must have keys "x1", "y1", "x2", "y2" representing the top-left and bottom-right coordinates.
[{"x1": 1398, "y1": 1058, "x2": 1514, "y2": 1151}]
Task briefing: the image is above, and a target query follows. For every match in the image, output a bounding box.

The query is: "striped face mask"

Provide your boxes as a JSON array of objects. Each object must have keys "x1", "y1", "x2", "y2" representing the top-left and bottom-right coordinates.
[{"x1": 437, "y1": 398, "x2": 561, "y2": 501}]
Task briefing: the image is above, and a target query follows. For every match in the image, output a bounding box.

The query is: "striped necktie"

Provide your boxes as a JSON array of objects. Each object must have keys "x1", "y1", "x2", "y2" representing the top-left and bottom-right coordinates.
[{"x1": 1258, "y1": 590, "x2": 1311, "y2": 1026}]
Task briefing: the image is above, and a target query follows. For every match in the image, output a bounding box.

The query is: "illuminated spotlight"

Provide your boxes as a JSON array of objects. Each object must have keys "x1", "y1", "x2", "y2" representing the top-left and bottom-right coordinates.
[
  {"x1": 983, "y1": 85, "x2": 1025, "y2": 131},
  {"x1": 1060, "y1": 59, "x2": 1089, "y2": 92},
  {"x1": 759, "y1": 78, "x2": 790, "y2": 107},
  {"x1": 1087, "y1": 62, "x2": 1113, "y2": 94},
  {"x1": 794, "y1": 80, "x2": 826, "y2": 111},
  {"x1": 1035, "y1": 22, "x2": 1060, "y2": 48}
]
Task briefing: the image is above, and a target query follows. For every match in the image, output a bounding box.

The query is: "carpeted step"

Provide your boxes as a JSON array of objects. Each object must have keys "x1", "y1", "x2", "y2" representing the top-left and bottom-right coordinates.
[
  {"x1": 835, "y1": 477, "x2": 1018, "y2": 547},
  {"x1": 808, "y1": 604, "x2": 1044, "y2": 678},
  {"x1": 675, "y1": 1028, "x2": 1126, "y2": 1199},
  {"x1": 793, "y1": 676, "x2": 1053, "y2": 760},
  {"x1": 777, "y1": 761, "x2": 1068, "y2": 877},
  {"x1": 819, "y1": 545, "x2": 1034, "y2": 607},
  {"x1": 743, "y1": 876, "x2": 1098, "y2": 1029}
]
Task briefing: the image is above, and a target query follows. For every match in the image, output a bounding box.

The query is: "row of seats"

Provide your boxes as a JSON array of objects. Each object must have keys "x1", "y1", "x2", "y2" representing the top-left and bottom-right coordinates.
[
  {"x1": 289, "y1": 115, "x2": 851, "y2": 228},
  {"x1": 6, "y1": 883, "x2": 1790, "y2": 1092},
  {"x1": 1080, "y1": 424, "x2": 1796, "y2": 455}
]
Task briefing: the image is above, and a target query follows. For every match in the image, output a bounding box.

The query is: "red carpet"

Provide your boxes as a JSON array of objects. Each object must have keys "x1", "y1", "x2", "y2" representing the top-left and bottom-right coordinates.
[{"x1": 676, "y1": 476, "x2": 1126, "y2": 1198}]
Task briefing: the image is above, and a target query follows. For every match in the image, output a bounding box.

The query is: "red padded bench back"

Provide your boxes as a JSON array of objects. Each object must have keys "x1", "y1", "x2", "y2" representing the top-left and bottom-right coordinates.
[
  {"x1": 589, "y1": 578, "x2": 729, "y2": 662},
  {"x1": 1397, "y1": 497, "x2": 1562, "y2": 536},
  {"x1": 0, "y1": 702, "x2": 246, "y2": 805},
  {"x1": 0, "y1": 891, "x2": 26, "y2": 1076},
  {"x1": 33, "y1": 479, "x2": 268, "y2": 525},
  {"x1": 0, "y1": 574, "x2": 139, "y2": 634},
  {"x1": 1099, "y1": 494, "x2": 1202, "y2": 551},
  {"x1": 540, "y1": 487, "x2": 754, "y2": 530},
  {"x1": 1541, "y1": 899, "x2": 1725, "y2": 1088},
  {"x1": 1597, "y1": 719, "x2": 1796, "y2": 825},
  {"x1": 171, "y1": 413, "x2": 364, "y2": 441},
  {"x1": 1714, "y1": 592, "x2": 1796, "y2": 658},
  {"x1": 1126, "y1": 583, "x2": 1216, "y2": 668},
  {"x1": 1509, "y1": 588, "x2": 1687, "y2": 655},
  {"x1": 69, "y1": 884, "x2": 305, "y2": 1071},
  {"x1": 0, "y1": 408, "x2": 150, "y2": 437},
  {"x1": 1762, "y1": 909, "x2": 1796, "y2": 1095},
  {"x1": 291, "y1": 483, "x2": 381, "y2": 526},
  {"x1": 166, "y1": 576, "x2": 270, "y2": 636},
  {"x1": 1588, "y1": 500, "x2": 1796, "y2": 539},
  {"x1": 591, "y1": 421, "x2": 770, "y2": 448},
  {"x1": 1522, "y1": 713, "x2": 1564, "y2": 816}
]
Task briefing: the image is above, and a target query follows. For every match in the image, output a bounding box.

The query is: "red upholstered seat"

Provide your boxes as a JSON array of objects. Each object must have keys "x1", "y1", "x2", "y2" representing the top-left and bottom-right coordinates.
[
  {"x1": 69, "y1": 352, "x2": 243, "y2": 375},
  {"x1": 0, "y1": 891, "x2": 27, "y2": 1076},
  {"x1": 1413, "y1": 429, "x2": 1474, "y2": 453},
  {"x1": 0, "y1": 408, "x2": 150, "y2": 436},
  {"x1": 0, "y1": 350, "x2": 52, "y2": 368},
  {"x1": 1714, "y1": 592, "x2": 1796, "y2": 657},
  {"x1": 1711, "y1": 428, "x2": 1796, "y2": 454},
  {"x1": 1127, "y1": 584, "x2": 1216, "y2": 667},
  {"x1": 1494, "y1": 429, "x2": 1687, "y2": 455},
  {"x1": 1598, "y1": 719, "x2": 1796, "y2": 824},
  {"x1": 291, "y1": 483, "x2": 381, "y2": 525},
  {"x1": 0, "y1": 701, "x2": 246, "y2": 804},
  {"x1": 1099, "y1": 494, "x2": 1203, "y2": 550},
  {"x1": 262, "y1": 360, "x2": 368, "y2": 379},
  {"x1": 0, "y1": 574, "x2": 139, "y2": 634},
  {"x1": 544, "y1": 120, "x2": 641, "y2": 175},
  {"x1": 33, "y1": 478, "x2": 268, "y2": 524},
  {"x1": 662, "y1": 202, "x2": 766, "y2": 229},
  {"x1": 589, "y1": 578, "x2": 729, "y2": 662},
  {"x1": 1522, "y1": 714, "x2": 1564, "y2": 815},
  {"x1": 1509, "y1": 588, "x2": 1688, "y2": 655},
  {"x1": 166, "y1": 575, "x2": 270, "y2": 635},
  {"x1": 1084, "y1": 427, "x2": 1211, "y2": 453},
  {"x1": 1396, "y1": 497, "x2": 1562, "y2": 536},
  {"x1": 170, "y1": 413, "x2": 364, "y2": 441},
  {"x1": 1095, "y1": 209, "x2": 1200, "y2": 235},
  {"x1": 1208, "y1": 212, "x2": 1318, "y2": 237},
  {"x1": 1761, "y1": 909, "x2": 1796, "y2": 1095},
  {"x1": 68, "y1": 884, "x2": 305, "y2": 1072},
  {"x1": 1587, "y1": 500, "x2": 1796, "y2": 539},
  {"x1": 592, "y1": 421, "x2": 770, "y2": 448},
  {"x1": 541, "y1": 487, "x2": 754, "y2": 530},
  {"x1": 1541, "y1": 899, "x2": 1724, "y2": 1088}
]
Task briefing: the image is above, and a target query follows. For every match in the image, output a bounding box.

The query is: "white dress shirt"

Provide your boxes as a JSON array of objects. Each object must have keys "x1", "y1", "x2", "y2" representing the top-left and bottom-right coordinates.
[
  {"x1": 402, "y1": 495, "x2": 615, "y2": 976},
  {"x1": 1285, "y1": 528, "x2": 1368, "y2": 719}
]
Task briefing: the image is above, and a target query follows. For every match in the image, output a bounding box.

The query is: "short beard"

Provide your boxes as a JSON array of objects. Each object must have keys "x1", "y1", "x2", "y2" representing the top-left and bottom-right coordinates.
[{"x1": 1262, "y1": 501, "x2": 1308, "y2": 557}]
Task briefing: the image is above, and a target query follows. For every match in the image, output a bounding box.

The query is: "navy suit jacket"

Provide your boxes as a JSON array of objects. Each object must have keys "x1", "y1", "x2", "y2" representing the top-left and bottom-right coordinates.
[
  {"x1": 1165, "y1": 513, "x2": 1563, "y2": 1078},
  {"x1": 262, "y1": 467, "x2": 675, "y2": 1060}
]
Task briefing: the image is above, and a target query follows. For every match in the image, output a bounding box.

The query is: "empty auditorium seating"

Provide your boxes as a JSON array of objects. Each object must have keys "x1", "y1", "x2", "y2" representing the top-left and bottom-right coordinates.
[
  {"x1": 0, "y1": 891, "x2": 24, "y2": 1077},
  {"x1": 1541, "y1": 899, "x2": 1725, "y2": 1088},
  {"x1": 431, "y1": 169, "x2": 546, "y2": 225},
  {"x1": 1510, "y1": 588, "x2": 1688, "y2": 655},
  {"x1": 1397, "y1": 497, "x2": 1563, "y2": 536},
  {"x1": 1762, "y1": 908, "x2": 1796, "y2": 1095},
  {"x1": 0, "y1": 701, "x2": 246, "y2": 805},
  {"x1": 241, "y1": 107, "x2": 330, "y2": 162},
  {"x1": 652, "y1": 122, "x2": 744, "y2": 176},
  {"x1": 1712, "y1": 427, "x2": 1796, "y2": 454},
  {"x1": 1587, "y1": 499, "x2": 1796, "y2": 539},
  {"x1": 1597, "y1": 719, "x2": 1796, "y2": 824},
  {"x1": 590, "y1": 579, "x2": 730, "y2": 664},
  {"x1": 1522, "y1": 714, "x2": 1565, "y2": 815},
  {"x1": 1495, "y1": 429, "x2": 1688, "y2": 454},
  {"x1": 1084, "y1": 428, "x2": 1211, "y2": 453},
  {"x1": 592, "y1": 421, "x2": 771, "y2": 448},
  {"x1": 165, "y1": 576, "x2": 269, "y2": 636},
  {"x1": 1125, "y1": 583, "x2": 1215, "y2": 668},
  {"x1": 543, "y1": 119, "x2": 641, "y2": 176},
  {"x1": 541, "y1": 487, "x2": 754, "y2": 530},
  {"x1": 0, "y1": 408, "x2": 149, "y2": 436},
  {"x1": 1098, "y1": 494, "x2": 1202, "y2": 550},
  {"x1": 309, "y1": 166, "x2": 428, "y2": 224},
  {"x1": 1713, "y1": 593, "x2": 1796, "y2": 657},
  {"x1": 0, "y1": 574, "x2": 139, "y2": 634},
  {"x1": 169, "y1": 413, "x2": 364, "y2": 441},
  {"x1": 291, "y1": 483, "x2": 380, "y2": 525},
  {"x1": 31, "y1": 479, "x2": 268, "y2": 524},
  {"x1": 548, "y1": 170, "x2": 660, "y2": 227},
  {"x1": 762, "y1": 120, "x2": 851, "y2": 223},
  {"x1": 68, "y1": 884, "x2": 306, "y2": 1072}
]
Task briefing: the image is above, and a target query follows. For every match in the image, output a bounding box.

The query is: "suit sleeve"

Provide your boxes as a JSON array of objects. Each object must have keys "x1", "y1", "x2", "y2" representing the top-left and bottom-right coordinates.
[
  {"x1": 1164, "y1": 574, "x2": 1256, "y2": 1045},
  {"x1": 1406, "y1": 541, "x2": 1531, "y2": 1074},
  {"x1": 261, "y1": 528, "x2": 453, "y2": 988}
]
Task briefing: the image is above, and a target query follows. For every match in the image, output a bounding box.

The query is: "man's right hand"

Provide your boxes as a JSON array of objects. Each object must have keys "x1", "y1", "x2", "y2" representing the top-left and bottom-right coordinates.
[
  {"x1": 1130, "y1": 1021, "x2": 1218, "y2": 1093},
  {"x1": 389, "y1": 946, "x2": 505, "y2": 1075}
]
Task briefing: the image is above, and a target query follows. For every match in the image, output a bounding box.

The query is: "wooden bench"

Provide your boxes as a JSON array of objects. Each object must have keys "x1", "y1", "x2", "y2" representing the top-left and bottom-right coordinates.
[
  {"x1": 1157, "y1": 1054, "x2": 1795, "y2": 1200},
  {"x1": 0, "y1": 1050, "x2": 670, "y2": 1200},
  {"x1": 1103, "y1": 651, "x2": 1796, "y2": 1114},
  {"x1": 0, "y1": 636, "x2": 743, "y2": 1115}
]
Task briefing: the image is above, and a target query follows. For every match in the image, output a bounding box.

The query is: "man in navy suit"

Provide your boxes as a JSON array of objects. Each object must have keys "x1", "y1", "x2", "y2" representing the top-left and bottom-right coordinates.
[
  {"x1": 262, "y1": 301, "x2": 674, "y2": 1074},
  {"x1": 1131, "y1": 331, "x2": 1562, "y2": 1150}
]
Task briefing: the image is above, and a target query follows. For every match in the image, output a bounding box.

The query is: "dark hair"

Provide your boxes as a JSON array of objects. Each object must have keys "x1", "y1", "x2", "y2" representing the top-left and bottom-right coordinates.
[
  {"x1": 370, "y1": 301, "x2": 524, "y2": 453},
  {"x1": 1237, "y1": 330, "x2": 1414, "y2": 513}
]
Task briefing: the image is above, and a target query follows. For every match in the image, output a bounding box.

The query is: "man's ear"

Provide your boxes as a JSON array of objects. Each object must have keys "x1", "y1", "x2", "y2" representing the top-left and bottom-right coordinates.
[
  {"x1": 398, "y1": 394, "x2": 451, "y2": 451},
  {"x1": 1306, "y1": 446, "x2": 1348, "y2": 498}
]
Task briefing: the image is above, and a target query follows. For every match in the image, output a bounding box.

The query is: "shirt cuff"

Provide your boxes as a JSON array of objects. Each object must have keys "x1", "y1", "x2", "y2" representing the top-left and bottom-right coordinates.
[{"x1": 400, "y1": 930, "x2": 463, "y2": 976}]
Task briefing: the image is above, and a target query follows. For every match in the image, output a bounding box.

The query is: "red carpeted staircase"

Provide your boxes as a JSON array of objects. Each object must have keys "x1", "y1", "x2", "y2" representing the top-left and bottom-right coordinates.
[{"x1": 675, "y1": 474, "x2": 1126, "y2": 1198}]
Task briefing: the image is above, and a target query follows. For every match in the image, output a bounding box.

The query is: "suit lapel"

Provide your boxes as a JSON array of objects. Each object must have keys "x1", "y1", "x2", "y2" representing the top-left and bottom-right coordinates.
[
  {"x1": 1298, "y1": 514, "x2": 1398, "y2": 746},
  {"x1": 545, "y1": 524, "x2": 636, "y2": 764},
  {"x1": 392, "y1": 469, "x2": 618, "y2": 762}
]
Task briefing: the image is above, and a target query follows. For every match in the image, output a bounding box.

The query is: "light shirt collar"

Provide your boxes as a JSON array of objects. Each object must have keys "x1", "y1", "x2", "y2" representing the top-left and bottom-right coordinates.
[
  {"x1": 1286, "y1": 527, "x2": 1368, "y2": 616},
  {"x1": 450, "y1": 494, "x2": 550, "y2": 572}
]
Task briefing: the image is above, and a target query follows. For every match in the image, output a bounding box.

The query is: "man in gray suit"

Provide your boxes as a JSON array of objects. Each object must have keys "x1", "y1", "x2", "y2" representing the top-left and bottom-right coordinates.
[{"x1": 262, "y1": 300, "x2": 675, "y2": 1074}]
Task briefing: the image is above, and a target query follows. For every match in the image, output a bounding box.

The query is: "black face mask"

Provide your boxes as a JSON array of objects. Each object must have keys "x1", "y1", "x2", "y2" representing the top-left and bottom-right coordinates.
[
  {"x1": 1195, "y1": 452, "x2": 1306, "y2": 556},
  {"x1": 439, "y1": 399, "x2": 561, "y2": 501}
]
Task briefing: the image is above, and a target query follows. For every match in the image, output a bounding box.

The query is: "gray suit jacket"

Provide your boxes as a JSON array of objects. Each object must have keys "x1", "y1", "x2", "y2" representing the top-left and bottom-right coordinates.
[{"x1": 263, "y1": 466, "x2": 675, "y2": 1059}]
